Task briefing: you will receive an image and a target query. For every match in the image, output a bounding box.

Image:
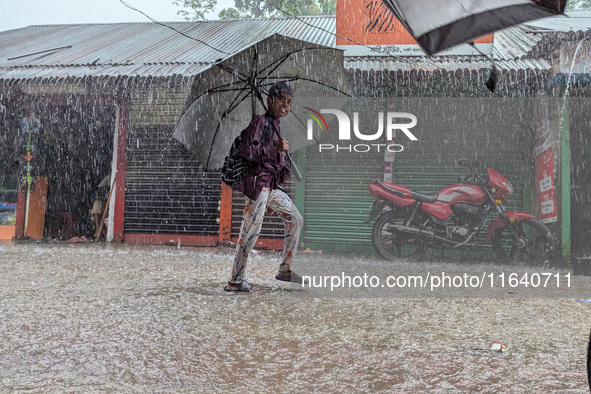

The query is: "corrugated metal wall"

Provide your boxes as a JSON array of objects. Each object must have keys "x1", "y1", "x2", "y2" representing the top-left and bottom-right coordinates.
[
  {"x1": 124, "y1": 81, "x2": 221, "y2": 236},
  {"x1": 125, "y1": 125, "x2": 221, "y2": 235},
  {"x1": 129, "y1": 81, "x2": 190, "y2": 127},
  {"x1": 303, "y1": 147, "x2": 383, "y2": 250}
]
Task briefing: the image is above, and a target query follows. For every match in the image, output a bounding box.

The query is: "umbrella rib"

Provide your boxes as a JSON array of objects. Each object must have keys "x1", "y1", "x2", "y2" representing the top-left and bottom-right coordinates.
[
  {"x1": 214, "y1": 59, "x2": 262, "y2": 101},
  {"x1": 208, "y1": 76, "x2": 249, "y2": 90},
  {"x1": 205, "y1": 89, "x2": 252, "y2": 167},
  {"x1": 186, "y1": 78, "x2": 250, "y2": 106},
  {"x1": 257, "y1": 52, "x2": 295, "y2": 77},
  {"x1": 206, "y1": 122, "x2": 225, "y2": 170},
  {"x1": 216, "y1": 64, "x2": 251, "y2": 81},
  {"x1": 251, "y1": 48, "x2": 260, "y2": 115},
  {"x1": 257, "y1": 47, "x2": 327, "y2": 78},
  {"x1": 219, "y1": 81, "x2": 253, "y2": 120},
  {"x1": 255, "y1": 48, "x2": 353, "y2": 96},
  {"x1": 225, "y1": 90, "x2": 252, "y2": 116},
  {"x1": 260, "y1": 76, "x2": 352, "y2": 97},
  {"x1": 209, "y1": 86, "x2": 251, "y2": 93}
]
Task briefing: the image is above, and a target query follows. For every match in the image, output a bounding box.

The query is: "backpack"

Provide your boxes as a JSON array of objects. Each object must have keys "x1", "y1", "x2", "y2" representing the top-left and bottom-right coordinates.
[
  {"x1": 220, "y1": 116, "x2": 274, "y2": 189},
  {"x1": 220, "y1": 134, "x2": 250, "y2": 189}
]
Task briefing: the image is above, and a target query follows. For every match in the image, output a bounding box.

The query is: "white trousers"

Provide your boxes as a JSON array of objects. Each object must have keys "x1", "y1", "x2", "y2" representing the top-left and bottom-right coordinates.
[{"x1": 230, "y1": 187, "x2": 303, "y2": 284}]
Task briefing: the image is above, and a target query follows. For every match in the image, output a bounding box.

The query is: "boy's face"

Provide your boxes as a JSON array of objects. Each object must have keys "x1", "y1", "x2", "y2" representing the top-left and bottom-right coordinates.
[{"x1": 267, "y1": 93, "x2": 292, "y2": 118}]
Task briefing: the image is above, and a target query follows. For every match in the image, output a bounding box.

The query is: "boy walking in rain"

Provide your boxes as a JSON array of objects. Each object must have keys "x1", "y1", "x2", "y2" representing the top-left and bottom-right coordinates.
[{"x1": 224, "y1": 82, "x2": 306, "y2": 292}]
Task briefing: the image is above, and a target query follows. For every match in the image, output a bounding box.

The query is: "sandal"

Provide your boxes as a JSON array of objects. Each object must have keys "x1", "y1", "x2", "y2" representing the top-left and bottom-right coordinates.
[
  {"x1": 275, "y1": 270, "x2": 309, "y2": 284},
  {"x1": 224, "y1": 280, "x2": 255, "y2": 292}
]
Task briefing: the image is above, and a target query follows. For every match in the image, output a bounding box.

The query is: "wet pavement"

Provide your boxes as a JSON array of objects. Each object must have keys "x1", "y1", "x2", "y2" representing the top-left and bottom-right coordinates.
[{"x1": 0, "y1": 243, "x2": 589, "y2": 392}]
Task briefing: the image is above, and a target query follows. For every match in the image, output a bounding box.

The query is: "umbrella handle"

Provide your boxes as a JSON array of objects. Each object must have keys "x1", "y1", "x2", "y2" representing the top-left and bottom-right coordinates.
[
  {"x1": 267, "y1": 117, "x2": 303, "y2": 181},
  {"x1": 286, "y1": 152, "x2": 303, "y2": 182}
]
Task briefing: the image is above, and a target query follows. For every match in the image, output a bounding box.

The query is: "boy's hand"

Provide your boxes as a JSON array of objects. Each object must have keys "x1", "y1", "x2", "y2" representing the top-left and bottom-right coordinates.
[{"x1": 275, "y1": 138, "x2": 289, "y2": 153}]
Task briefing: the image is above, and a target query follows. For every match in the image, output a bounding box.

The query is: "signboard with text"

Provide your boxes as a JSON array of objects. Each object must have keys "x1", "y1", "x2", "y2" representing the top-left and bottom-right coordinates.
[{"x1": 536, "y1": 148, "x2": 558, "y2": 223}]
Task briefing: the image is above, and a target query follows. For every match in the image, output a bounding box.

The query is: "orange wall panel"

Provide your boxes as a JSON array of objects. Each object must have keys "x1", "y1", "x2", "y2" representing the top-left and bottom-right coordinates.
[
  {"x1": 336, "y1": 0, "x2": 493, "y2": 47},
  {"x1": 0, "y1": 226, "x2": 15, "y2": 240},
  {"x1": 24, "y1": 176, "x2": 48, "y2": 241}
]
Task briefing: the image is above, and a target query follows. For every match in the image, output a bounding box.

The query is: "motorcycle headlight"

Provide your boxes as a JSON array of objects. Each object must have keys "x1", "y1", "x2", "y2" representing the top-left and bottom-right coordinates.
[{"x1": 502, "y1": 181, "x2": 513, "y2": 195}]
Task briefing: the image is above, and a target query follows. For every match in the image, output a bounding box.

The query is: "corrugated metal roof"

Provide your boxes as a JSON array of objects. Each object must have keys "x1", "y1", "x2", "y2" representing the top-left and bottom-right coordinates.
[
  {"x1": 493, "y1": 10, "x2": 591, "y2": 60},
  {"x1": 493, "y1": 27, "x2": 544, "y2": 60},
  {"x1": 0, "y1": 63, "x2": 209, "y2": 80},
  {"x1": 0, "y1": 16, "x2": 336, "y2": 79},
  {"x1": 1, "y1": 11, "x2": 590, "y2": 80},
  {"x1": 344, "y1": 56, "x2": 551, "y2": 72},
  {"x1": 523, "y1": 10, "x2": 591, "y2": 32}
]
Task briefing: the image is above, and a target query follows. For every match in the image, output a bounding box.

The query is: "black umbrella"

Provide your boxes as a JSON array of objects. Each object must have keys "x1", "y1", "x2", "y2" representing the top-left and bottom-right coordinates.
[
  {"x1": 173, "y1": 33, "x2": 350, "y2": 173},
  {"x1": 381, "y1": 0, "x2": 568, "y2": 56}
]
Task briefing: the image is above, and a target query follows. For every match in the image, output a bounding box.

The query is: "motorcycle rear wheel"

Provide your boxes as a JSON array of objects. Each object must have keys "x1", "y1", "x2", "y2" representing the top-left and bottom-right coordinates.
[
  {"x1": 491, "y1": 218, "x2": 552, "y2": 265},
  {"x1": 372, "y1": 210, "x2": 428, "y2": 261}
]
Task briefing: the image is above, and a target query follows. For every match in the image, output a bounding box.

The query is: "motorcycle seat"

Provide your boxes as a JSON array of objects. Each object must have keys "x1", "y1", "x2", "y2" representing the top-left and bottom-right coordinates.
[
  {"x1": 410, "y1": 190, "x2": 438, "y2": 203},
  {"x1": 377, "y1": 180, "x2": 438, "y2": 203}
]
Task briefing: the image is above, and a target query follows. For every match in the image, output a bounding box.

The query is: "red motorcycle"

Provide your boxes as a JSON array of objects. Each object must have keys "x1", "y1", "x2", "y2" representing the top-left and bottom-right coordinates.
[{"x1": 364, "y1": 158, "x2": 554, "y2": 264}]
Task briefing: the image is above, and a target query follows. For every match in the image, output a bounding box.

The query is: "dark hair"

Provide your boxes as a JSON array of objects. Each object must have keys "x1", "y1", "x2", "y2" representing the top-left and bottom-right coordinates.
[{"x1": 268, "y1": 81, "x2": 293, "y2": 97}]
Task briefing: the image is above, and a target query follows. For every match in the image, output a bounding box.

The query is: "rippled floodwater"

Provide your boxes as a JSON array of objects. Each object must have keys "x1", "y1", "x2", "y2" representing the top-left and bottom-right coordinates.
[{"x1": 0, "y1": 243, "x2": 589, "y2": 392}]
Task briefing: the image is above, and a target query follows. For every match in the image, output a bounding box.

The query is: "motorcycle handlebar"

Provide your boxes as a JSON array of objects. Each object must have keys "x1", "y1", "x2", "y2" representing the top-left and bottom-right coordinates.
[
  {"x1": 475, "y1": 176, "x2": 488, "y2": 186},
  {"x1": 458, "y1": 174, "x2": 488, "y2": 186},
  {"x1": 457, "y1": 159, "x2": 490, "y2": 187}
]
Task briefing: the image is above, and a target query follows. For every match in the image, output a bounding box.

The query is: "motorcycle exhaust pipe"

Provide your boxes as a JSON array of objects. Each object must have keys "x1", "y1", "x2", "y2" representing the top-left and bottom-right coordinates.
[{"x1": 387, "y1": 224, "x2": 458, "y2": 246}]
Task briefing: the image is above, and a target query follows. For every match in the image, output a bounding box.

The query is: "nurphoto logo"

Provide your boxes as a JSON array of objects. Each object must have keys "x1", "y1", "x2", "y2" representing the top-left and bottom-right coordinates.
[{"x1": 304, "y1": 108, "x2": 418, "y2": 153}]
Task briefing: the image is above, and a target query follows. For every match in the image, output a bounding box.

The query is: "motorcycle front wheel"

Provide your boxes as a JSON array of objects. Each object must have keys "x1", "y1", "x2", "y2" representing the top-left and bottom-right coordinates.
[
  {"x1": 491, "y1": 218, "x2": 553, "y2": 265},
  {"x1": 372, "y1": 210, "x2": 427, "y2": 261}
]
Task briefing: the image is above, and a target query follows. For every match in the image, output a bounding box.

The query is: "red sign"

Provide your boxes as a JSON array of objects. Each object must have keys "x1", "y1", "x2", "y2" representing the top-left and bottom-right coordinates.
[{"x1": 536, "y1": 148, "x2": 558, "y2": 223}]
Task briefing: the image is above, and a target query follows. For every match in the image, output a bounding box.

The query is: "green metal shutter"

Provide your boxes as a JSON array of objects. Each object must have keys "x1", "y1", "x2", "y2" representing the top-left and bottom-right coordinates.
[{"x1": 303, "y1": 147, "x2": 383, "y2": 252}]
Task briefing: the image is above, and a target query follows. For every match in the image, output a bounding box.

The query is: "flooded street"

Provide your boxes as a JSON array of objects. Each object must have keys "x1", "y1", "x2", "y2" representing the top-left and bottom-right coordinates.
[{"x1": 0, "y1": 243, "x2": 589, "y2": 392}]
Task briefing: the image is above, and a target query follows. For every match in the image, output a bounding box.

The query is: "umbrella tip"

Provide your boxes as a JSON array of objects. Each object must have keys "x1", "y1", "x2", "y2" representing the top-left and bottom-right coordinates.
[
  {"x1": 486, "y1": 64, "x2": 498, "y2": 93},
  {"x1": 469, "y1": 41, "x2": 498, "y2": 92}
]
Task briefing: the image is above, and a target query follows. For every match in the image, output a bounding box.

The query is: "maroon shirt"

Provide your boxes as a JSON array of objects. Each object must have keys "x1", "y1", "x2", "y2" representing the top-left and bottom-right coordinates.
[{"x1": 235, "y1": 114, "x2": 290, "y2": 200}]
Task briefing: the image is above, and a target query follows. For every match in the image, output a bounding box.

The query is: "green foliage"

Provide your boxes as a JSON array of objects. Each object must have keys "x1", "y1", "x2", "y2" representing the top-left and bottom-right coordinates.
[
  {"x1": 175, "y1": 0, "x2": 336, "y2": 20},
  {"x1": 566, "y1": 0, "x2": 591, "y2": 10},
  {"x1": 218, "y1": 7, "x2": 242, "y2": 19},
  {"x1": 173, "y1": 0, "x2": 217, "y2": 20}
]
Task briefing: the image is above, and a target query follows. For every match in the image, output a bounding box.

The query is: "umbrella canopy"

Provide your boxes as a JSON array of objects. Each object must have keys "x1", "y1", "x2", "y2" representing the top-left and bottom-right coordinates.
[
  {"x1": 381, "y1": 0, "x2": 568, "y2": 55},
  {"x1": 173, "y1": 33, "x2": 350, "y2": 171}
]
